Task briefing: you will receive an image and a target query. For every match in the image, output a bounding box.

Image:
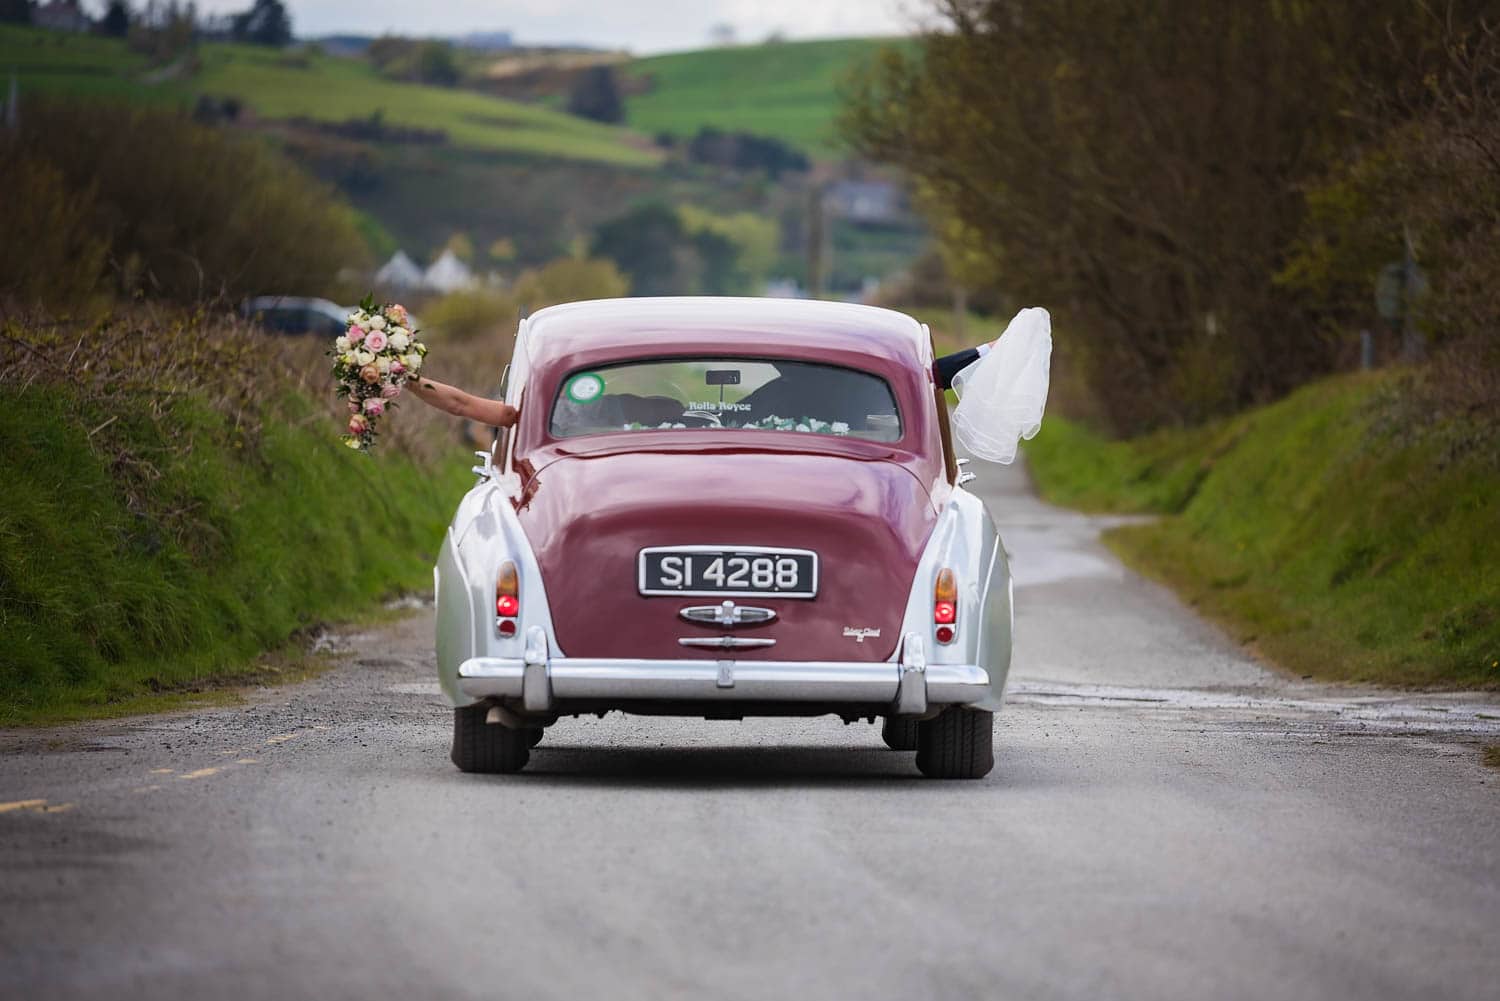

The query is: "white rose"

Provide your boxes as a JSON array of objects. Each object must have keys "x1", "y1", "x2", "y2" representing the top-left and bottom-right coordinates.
[
  {"x1": 377, "y1": 356, "x2": 392, "y2": 374},
  {"x1": 356, "y1": 349, "x2": 375, "y2": 365},
  {"x1": 335, "y1": 336, "x2": 350, "y2": 351},
  {"x1": 389, "y1": 332, "x2": 410, "y2": 352},
  {"x1": 368, "y1": 315, "x2": 386, "y2": 330},
  {"x1": 403, "y1": 352, "x2": 423, "y2": 371}
]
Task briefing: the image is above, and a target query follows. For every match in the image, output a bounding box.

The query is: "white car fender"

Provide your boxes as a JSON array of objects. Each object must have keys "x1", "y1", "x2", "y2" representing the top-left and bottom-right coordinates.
[
  {"x1": 892, "y1": 485, "x2": 1012, "y2": 710},
  {"x1": 435, "y1": 479, "x2": 561, "y2": 707}
]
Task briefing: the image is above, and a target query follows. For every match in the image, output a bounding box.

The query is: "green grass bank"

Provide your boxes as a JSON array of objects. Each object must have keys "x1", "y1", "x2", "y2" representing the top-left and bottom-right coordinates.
[
  {"x1": 0, "y1": 385, "x2": 467, "y2": 725},
  {"x1": 1024, "y1": 373, "x2": 1499, "y2": 689}
]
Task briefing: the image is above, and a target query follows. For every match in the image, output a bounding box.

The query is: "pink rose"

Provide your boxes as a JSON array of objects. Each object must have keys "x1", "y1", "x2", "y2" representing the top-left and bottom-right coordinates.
[
  {"x1": 390, "y1": 361, "x2": 405, "y2": 375},
  {"x1": 380, "y1": 383, "x2": 401, "y2": 399},
  {"x1": 347, "y1": 325, "x2": 365, "y2": 342},
  {"x1": 348, "y1": 400, "x2": 360, "y2": 414},
  {"x1": 364, "y1": 330, "x2": 388, "y2": 352},
  {"x1": 388, "y1": 304, "x2": 409, "y2": 325},
  {"x1": 348, "y1": 414, "x2": 368, "y2": 434},
  {"x1": 362, "y1": 397, "x2": 385, "y2": 416}
]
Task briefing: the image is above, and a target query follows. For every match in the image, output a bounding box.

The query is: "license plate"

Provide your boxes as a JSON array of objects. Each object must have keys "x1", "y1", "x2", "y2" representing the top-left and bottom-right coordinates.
[{"x1": 638, "y1": 546, "x2": 818, "y2": 598}]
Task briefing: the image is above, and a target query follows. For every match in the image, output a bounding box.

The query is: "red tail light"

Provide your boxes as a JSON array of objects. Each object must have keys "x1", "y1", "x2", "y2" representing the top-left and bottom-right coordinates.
[
  {"x1": 934, "y1": 568, "x2": 958, "y2": 644},
  {"x1": 496, "y1": 561, "x2": 519, "y2": 635}
]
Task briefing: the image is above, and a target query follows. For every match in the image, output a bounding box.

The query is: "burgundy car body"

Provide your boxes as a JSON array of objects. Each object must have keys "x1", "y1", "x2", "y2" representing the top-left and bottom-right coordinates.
[{"x1": 434, "y1": 298, "x2": 1011, "y2": 737}]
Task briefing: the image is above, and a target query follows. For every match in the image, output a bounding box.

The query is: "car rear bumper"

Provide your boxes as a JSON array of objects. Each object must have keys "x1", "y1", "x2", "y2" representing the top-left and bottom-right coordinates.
[{"x1": 456, "y1": 646, "x2": 992, "y2": 714}]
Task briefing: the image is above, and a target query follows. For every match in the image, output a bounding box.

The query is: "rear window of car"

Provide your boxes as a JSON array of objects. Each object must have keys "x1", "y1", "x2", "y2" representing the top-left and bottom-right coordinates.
[{"x1": 549, "y1": 357, "x2": 902, "y2": 442}]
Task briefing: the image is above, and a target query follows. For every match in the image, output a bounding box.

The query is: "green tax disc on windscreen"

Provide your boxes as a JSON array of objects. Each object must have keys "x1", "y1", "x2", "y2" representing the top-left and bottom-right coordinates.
[{"x1": 565, "y1": 372, "x2": 605, "y2": 404}]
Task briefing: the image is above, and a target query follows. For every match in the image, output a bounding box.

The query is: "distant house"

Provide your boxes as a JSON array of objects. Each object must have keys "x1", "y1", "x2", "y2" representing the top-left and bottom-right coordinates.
[
  {"x1": 826, "y1": 180, "x2": 904, "y2": 225},
  {"x1": 374, "y1": 250, "x2": 424, "y2": 291},
  {"x1": 455, "y1": 31, "x2": 515, "y2": 52},
  {"x1": 422, "y1": 249, "x2": 475, "y2": 293},
  {"x1": 34, "y1": 0, "x2": 91, "y2": 32}
]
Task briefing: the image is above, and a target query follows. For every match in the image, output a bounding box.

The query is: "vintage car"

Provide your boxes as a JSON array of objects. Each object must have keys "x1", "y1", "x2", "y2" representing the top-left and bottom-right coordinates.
[{"x1": 434, "y1": 297, "x2": 1012, "y2": 778}]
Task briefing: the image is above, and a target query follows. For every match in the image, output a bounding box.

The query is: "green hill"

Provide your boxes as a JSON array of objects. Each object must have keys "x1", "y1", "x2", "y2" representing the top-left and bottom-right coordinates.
[
  {"x1": 0, "y1": 25, "x2": 657, "y2": 167},
  {"x1": 624, "y1": 37, "x2": 900, "y2": 154}
]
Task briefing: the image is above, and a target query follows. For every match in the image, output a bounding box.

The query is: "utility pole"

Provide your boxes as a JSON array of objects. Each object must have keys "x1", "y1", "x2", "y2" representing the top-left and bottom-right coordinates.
[
  {"x1": 1399, "y1": 225, "x2": 1425, "y2": 362},
  {"x1": 4, "y1": 70, "x2": 17, "y2": 132},
  {"x1": 805, "y1": 182, "x2": 825, "y2": 299}
]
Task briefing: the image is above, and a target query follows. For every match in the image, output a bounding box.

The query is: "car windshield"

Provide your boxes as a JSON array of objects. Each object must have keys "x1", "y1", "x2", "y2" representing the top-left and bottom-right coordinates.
[{"x1": 549, "y1": 357, "x2": 902, "y2": 442}]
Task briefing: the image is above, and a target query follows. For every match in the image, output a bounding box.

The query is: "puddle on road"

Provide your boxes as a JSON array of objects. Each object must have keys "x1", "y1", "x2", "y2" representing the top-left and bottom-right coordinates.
[
  {"x1": 1009, "y1": 680, "x2": 1500, "y2": 739},
  {"x1": 999, "y1": 519, "x2": 1156, "y2": 589}
]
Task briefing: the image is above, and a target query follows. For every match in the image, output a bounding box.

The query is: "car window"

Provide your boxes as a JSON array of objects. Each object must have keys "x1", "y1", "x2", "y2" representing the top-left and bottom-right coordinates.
[{"x1": 549, "y1": 358, "x2": 902, "y2": 442}]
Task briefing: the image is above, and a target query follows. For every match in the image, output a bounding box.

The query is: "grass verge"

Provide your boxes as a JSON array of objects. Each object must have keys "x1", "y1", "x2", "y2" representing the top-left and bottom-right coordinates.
[
  {"x1": 1024, "y1": 372, "x2": 1499, "y2": 688},
  {"x1": 0, "y1": 384, "x2": 468, "y2": 725}
]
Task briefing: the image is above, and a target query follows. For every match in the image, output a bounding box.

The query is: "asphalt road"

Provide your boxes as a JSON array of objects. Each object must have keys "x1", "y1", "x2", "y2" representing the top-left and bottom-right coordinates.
[{"x1": 3, "y1": 460, "x2": 1498, "y2": 1001}]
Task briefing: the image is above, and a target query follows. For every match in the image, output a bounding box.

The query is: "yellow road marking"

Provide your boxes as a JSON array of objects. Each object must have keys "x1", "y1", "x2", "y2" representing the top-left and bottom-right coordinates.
[
  {"x1": 41, "y1": 803, "x2": 74, "y2": 813},
  {"x1": 149, "y1": 768, "x2": 174, "y2": 775},
  {"x1": 0, "y1": 799, "x2": 47, "y2": 813},
  {"x1": 265, "y1": 733, "x2": 299, "y2": 744},
  {"x1": 235, "y1": 758, "x2": 259, "y2": 765},
  {"x1": 177, "y1": 768, "x2": 220, "y2": 780}
]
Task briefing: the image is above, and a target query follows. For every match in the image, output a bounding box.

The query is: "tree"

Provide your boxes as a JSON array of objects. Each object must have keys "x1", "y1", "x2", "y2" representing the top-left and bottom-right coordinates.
[
  {"x1": 415, "y1": 41, "x2": 459, "y2": 86},
  {"x1": 591, "y1": 202, "x2": 774, "y2": 296},
  {"x1": 230, "y1": 0, "x2": 291, "y2": 47},
  {"x1": 566, "y1": 66, "x2": 624, "y2": 124},
  {"x1": 100, "y1": 0, "x2": 131, "y2": 37},
  {"x1": 841, "y1": 0, "x2": 1493, "y2": 432}
]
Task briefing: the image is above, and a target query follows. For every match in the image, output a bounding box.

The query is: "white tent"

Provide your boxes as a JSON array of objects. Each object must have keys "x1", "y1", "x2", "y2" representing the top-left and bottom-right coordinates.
[
  {"x1": 423, "y1": 250, "x2": 475, "y2": 293},
  {"x1": 374, "y1": 250, "x2": 424, "y2": 290}
]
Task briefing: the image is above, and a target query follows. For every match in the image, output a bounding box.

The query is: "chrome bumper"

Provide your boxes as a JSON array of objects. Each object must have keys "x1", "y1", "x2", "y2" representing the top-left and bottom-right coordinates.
[{"x1": 456, "y1": 629, "x2": 991, "y2": 713}]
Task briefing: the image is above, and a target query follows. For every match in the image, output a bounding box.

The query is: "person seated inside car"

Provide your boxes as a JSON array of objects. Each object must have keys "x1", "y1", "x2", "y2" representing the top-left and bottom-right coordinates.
[{"x1": 409, "y1": 341, "x2": 993, "y2": 437}]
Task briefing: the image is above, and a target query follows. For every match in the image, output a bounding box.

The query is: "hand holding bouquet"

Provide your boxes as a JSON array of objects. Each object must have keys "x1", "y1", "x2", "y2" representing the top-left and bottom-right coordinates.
[{"x1": 331, "y1": 296, "x2": 429, "y2": 452}]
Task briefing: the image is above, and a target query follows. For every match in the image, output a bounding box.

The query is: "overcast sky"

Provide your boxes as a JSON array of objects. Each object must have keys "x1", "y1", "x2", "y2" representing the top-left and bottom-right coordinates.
[{"x1": 187, "y1": 1, "x2": 922, "y2": 54}]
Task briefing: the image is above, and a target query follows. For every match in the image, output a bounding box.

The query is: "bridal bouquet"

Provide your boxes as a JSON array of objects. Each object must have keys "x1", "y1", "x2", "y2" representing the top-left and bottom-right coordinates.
[{"x1": 331, "y1": 296, "x2": 428, "y2": 452}]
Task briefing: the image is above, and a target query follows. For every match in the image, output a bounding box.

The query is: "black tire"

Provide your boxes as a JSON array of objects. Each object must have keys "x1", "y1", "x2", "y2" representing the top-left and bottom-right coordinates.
[
  {"x1": 526, "y1": 727, "x2": 544, "y2": 748},
  {"x1": 881, "y1": 717, "x2": 920, "y2": 751},
  {"x1": 915, "y1": 707, "x2": 994, "y2": 779},
  {"x1": 451, "y1": 704, "x2": 531, "y2": 774}
]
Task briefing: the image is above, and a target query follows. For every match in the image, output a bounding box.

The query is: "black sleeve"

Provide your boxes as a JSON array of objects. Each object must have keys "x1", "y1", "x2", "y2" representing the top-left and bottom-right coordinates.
[{"x1": 933, "y1": 348, "x2": 981, "y2": 391}]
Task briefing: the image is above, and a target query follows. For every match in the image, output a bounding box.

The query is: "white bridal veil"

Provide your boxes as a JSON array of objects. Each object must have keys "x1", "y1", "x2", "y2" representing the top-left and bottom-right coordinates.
[{"x1": 950, "y1": 306, "x2": 1053, "y2": 465}]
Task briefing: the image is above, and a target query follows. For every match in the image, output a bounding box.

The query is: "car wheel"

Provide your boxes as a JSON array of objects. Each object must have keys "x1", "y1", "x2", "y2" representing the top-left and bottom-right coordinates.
[
  {"x1": 915, "y1": 707, "x2": 994, "y2": 779},
  {"x1": 451, "y1": 704, "x2": 531, "y2": 774},
  {"x1": 880, "y1": 717, "x2": 920, "y2": 751},
  {"x1": 526, "y1": 727, "x2": 544, "y2": 748}
]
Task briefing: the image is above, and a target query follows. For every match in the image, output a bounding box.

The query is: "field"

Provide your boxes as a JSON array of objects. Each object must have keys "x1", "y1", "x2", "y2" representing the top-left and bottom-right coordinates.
[
  {"x1": 624, "y1": 38, "x2": 900, "y2": 154},
  {"x1": 0, "y1": 26, "x2": 658, "y2": 167},
  {"x1": 1024, "y1": 373, "x2": 1500, "y2": 689}
]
